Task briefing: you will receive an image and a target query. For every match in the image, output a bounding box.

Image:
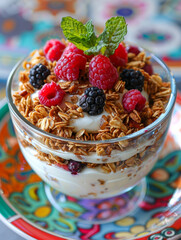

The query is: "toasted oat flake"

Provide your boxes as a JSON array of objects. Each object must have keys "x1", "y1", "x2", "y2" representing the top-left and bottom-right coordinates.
[
  {"x1": 70, "y1": 96, "x2": 78, "y2": 104},
  {"x1": 129, "y1": 110, "x2": 141, "y2": 123},
  {"x1": 35, "y1": 105, "x2": 49, "y2": 117},
  {"x1": 38, "y1": 117, "x2": 54, "y2": 131},
  {"x1": 110, "y1": 116, "x2": 127, "y2": 132},
  {"x1": 126, "y1": 60, "x2": 145, "y2": 68},
  {"x1": 114, "y1": 80, "x2": 125, "y2": 93},
  {"x1": 19, "y1": 71, "x2": 29, "y2": 83},
  {"x1": 58, "y1": 112, "x2": 70, "y2": 120},
  {"x1": 24, "y1": 82, "x2": 35, "y2": 94},
  {"x1": 96, "y1": 146, "x2": 106, "y2": 156},
  {"x1": 128, "y1": 52, "x2": 135, "y2": 58},
  {"x1": 125, "y1": 157, "x2": 135, "y2": 167},
  {"x1": 76, "y1": 129, "x2": 86, "y2": 138}
]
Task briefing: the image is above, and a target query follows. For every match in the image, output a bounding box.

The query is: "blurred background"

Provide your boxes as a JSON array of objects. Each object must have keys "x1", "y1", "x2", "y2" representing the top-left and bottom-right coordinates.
[{"x1": 0, "y1": 0, "x2": 181, "y2": 99}]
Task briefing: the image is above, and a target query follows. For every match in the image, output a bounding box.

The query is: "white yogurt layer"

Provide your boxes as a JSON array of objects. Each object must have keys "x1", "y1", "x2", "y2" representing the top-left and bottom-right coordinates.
[
  {"x1": 69, "y1": 110, "x2": 109, "y2": 132},
  {"x1": 31, "y1": 86, "x2": 149, "y2": 133},
  {"x1": 20, "y1": 144, "x2": 159, "y2": 199}
]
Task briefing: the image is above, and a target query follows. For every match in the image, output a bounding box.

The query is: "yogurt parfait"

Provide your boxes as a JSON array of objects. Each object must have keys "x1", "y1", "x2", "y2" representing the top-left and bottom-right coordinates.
[{"x1": 7, "y1": 16, "x2": 175, "y2": 202}]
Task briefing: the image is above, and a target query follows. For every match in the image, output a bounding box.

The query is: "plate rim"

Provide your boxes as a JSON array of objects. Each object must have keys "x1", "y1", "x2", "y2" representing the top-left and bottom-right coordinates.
[{"x1": 0, "y1": 214, "x2": 36, "y2": 240}]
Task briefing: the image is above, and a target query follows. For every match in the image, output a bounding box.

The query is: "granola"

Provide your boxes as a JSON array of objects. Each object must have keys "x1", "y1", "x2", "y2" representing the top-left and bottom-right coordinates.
[{"x1": 13, "y1": 50, "x2": 170, "y2": 135}]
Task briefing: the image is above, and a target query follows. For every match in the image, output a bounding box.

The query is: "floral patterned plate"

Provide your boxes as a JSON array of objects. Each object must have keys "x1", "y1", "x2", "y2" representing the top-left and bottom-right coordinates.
[{"x1": 0, "y1": 101, "x2": 181, "y2": 240}]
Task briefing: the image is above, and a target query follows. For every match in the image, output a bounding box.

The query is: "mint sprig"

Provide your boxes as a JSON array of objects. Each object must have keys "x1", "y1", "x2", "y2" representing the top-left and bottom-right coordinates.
[
  {"x1": 61, "y1": 17, "x2": 97, "y2": 51},
  {"x1": 61, "y1": 16, "x2": 127, "y2": 56}
]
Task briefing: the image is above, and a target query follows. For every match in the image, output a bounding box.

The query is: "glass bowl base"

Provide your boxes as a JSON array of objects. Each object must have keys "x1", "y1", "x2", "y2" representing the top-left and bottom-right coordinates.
[{"x1": 44, "y1": 178, "x2": 146, "y2": 224}]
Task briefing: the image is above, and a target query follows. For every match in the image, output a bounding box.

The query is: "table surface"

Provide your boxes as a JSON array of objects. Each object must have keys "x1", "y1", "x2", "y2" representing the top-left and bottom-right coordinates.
[
  {"x1": 0, "y1": 220, "x2": 24, "y2": 240},
  {"x1": 0, "y1": 0, "x2": 181, "y2": 239}
]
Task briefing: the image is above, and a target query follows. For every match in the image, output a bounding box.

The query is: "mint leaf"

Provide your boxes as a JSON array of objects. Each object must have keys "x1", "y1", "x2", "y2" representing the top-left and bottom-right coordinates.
[
  {"x1": 84, "y1": 43, "x2": 104, "y2": 55},
  {"x1": 61, "y1": 17, "x2": 97, "y2": 51},
  {"x1": 85, "y1": 16, "x2": 127, "y2": 56},
  {"x1": 85, "y1": 20, "x2": 97, "y2": 46},
  {"x1": 84, "y1": 20, "x2": 97, "y2": 41},
  {"x1": 84, "y1": 37, "x2": 107, "y2": 55},
  {"x1": 99, "y1": 16, "x2": 127, "y2": 56}
]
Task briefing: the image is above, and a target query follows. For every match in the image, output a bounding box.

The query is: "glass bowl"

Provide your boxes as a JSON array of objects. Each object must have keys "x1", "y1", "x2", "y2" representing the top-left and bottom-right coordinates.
[{"x1": 6, "y1": 51, "x2": 176, "y2": 223}]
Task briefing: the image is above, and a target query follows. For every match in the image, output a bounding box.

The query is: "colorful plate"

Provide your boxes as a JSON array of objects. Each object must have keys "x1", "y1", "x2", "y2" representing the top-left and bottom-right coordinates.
[{"x1": 0, "y1": 101, "x2": 181, "y2": 240}]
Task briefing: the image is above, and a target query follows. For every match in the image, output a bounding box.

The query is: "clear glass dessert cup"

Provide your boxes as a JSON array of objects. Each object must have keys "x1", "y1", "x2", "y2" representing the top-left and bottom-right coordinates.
[{"x1": 6, "y1": 51, "x2": 176, "y2": 223}]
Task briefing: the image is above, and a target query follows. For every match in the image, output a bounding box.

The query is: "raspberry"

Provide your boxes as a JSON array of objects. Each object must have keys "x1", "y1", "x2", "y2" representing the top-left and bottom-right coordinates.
[
  {"x1": 68, "y1": 160, "x2": 83, "y2": 175},
  {"x1": 122, "y1": 89, "x2": 146, "y2": 113},
  {"x1": 38, "y1": 81, "x2": 65, "y2": 107},
  {"x1": 79, "y1": 87, "x2": 105, "y2": 115},
  {"x1": 55, "y1": 162, "x2": 68, "y2": 171},
  {"x1": 127, "y1": 46, "x2": 140, "y2": 55},
  {"x1": 54, "y1": 53, "x2": 87, "y2": 81},
  {"x1": 29, "y1": 63, "x2": 50, "y2": 89},
  {"x1": 63, "y1": 42, "x2": 93, "y2": 60},
  {"x1": 109, "y1": 43, "x2": 128, "y2": 67},
  {"x1": 89, "y1": 55, "x2": 118, "y2": 90},
  {"x1": 143, "y1": 63, "x2": 153, "y2": 75},
  {"x1": 44, "y1": 39, "x2": 66, "y2": 62},
  {"x1": 120, "y1": 69, "x2": 144, "y2": 92}
]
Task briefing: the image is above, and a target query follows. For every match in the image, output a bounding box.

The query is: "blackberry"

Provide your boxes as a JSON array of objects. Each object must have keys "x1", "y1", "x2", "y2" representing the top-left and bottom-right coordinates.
[
  {"x1": 79, "y1": 87, "x2": 105, "y2": 116},
  {"x1": 68, "y1": 160, "x2": 83, "y2": 175},
  {"x1": 29, "y1": 63, "x2": 50, "y2": 89},
  {"x1": 120, "y1": 69, "x2": 144, "y2": 92}
]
